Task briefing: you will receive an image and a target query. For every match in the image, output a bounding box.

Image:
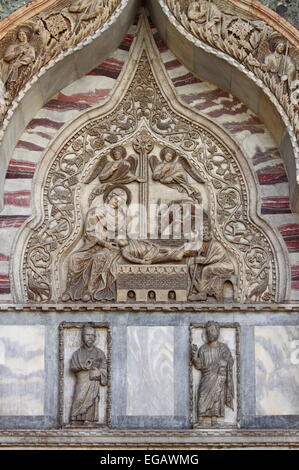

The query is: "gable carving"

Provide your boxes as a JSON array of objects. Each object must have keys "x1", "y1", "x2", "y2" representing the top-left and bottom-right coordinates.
[{"x1": 12, "y1": 18, "x2": 289, "y2": 304}]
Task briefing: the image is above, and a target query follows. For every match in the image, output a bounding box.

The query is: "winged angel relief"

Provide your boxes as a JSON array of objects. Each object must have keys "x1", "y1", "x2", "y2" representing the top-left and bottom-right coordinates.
[{"x1": 20, "y1": 42, "x2": 283, "y2": 305}]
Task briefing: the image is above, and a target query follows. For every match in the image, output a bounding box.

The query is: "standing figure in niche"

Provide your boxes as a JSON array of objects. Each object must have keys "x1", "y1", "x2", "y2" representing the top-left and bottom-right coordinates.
[
  {"x1": 62, "y1": 186, "x2": 130, "y2": 302},
  {"x1": 85, "y1": 145, "x2": 144, "y2": 205},
  {"x1": 150, "y1": 146, "x2": 204, "y2": 203},
  {"x1": 70, "y1": 324, "x2": 107, "y2": 424},
  {"x1": 192, "y1": 321, "x2": 234, "y2": 426}
]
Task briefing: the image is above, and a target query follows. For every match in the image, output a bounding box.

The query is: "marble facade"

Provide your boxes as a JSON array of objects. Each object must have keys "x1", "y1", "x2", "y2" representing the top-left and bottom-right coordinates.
[{"x1": 0, "y1": 0, "x2": 299, "y2": 449}]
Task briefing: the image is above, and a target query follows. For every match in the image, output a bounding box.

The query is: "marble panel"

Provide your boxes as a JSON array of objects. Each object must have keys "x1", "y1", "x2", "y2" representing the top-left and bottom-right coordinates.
[
  {"x1": 126, "y1": 326, "x2": 174, "y2": 416},
  {"x1": 255, "y1": 326, "x2": 299, "y2": 415},
  {"x1": 0, "y1": 325, "x2": 45, "y2": 416}
]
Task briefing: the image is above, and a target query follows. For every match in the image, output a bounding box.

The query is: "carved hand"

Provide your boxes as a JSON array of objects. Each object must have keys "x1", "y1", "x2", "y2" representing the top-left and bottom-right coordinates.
[
  {"x1": 192, "y1": 344, "x2": 198, "y2": 356},
  {"x1": 84, "y1": 359, "x2": 92, "y2": 370}
]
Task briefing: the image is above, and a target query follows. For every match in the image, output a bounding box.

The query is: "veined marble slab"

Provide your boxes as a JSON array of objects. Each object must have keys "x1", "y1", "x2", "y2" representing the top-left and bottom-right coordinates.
[
  {"x1": 126, "y1": 326, "x2": 174, "y2": 416},
  {"x1": 0, "y1": 325, "x2": 45, "y2": 416},
  {"x1": 255, "y1": 326, "x2": 299, "y2": 415}
]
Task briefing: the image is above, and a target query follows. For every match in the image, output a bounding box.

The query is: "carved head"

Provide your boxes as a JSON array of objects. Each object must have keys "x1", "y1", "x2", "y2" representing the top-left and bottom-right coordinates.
[
  {"x1": 205, "y1": 321, "x2": 220, "y2": 343},
  {"x1": 82, "y1": 324, "x2": 96, "y2": 348},
  {"x1": 104, "y1": 187, "x2": 128, "y2": 209},
  {"x1": 18, "y1": 29, "x2": 28, "y2": 43},
  {"x1": 160, "y1": 146, "x2": 177, "y2": 163},
  {"x1": 275, "y1": 41, "x2": 286, "y2": 54},
  {"x1": 111, "y1": 146, "x2": 126, "y2": 161},
  {"x1": 103, "y1": 186, "x2": 131, "y2": 208}
]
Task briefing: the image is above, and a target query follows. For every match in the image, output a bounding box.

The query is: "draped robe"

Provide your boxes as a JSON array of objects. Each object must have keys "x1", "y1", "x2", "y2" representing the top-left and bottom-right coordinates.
[
  {"x1": 70, "y1": 346, "x2": 107, "y2": 422},
  {"x1": 193, "y1": 342, "x2": 234, "y2": 418}
]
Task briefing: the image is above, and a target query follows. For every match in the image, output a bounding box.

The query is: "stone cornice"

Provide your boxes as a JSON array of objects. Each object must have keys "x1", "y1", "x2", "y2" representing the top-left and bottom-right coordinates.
[{"x1": 0, "y1": 428, "x2": 299, "y2": 448}]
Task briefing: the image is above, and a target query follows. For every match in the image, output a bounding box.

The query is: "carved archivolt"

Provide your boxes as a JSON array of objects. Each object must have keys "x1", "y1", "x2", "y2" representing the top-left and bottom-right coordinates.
[
  {"x1": 163, "y1": 0, "x2": 299, "y2": 148},
  {"x1": 0, "y1": 0, "x2": 121, "y2": 122},
  {"x1": 12, "y1": 18, "x2": 289, "y2": 304}
]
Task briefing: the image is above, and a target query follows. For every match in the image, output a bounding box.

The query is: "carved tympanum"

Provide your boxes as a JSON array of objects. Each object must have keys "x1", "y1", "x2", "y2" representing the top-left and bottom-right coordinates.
[
  {"x1": 14, "y1": 21, "x2": 288, "y2": 305},
  {"x1": 191, "y1": 321, "x2": 234, "y2": 427}
]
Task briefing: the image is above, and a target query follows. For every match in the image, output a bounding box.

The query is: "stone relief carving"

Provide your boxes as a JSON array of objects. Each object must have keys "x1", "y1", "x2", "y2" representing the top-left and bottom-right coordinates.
[
  {"x1": 70, "y1": 324, "x2": 107, "y2": 424},
  {"x1": 188, "y1": 221, "x2": 235, "y2": 302},
  {"x1": 190, "y1": 321, "x2": 240, "y2": 428},
  {"x1": 59, "y1": 322, "x2": 111, "y2": 427},
  {"x1": 14, "y1": 22, "x2": 288, "y2": 305},
  {"x1": 165, "y1": 0, "x2": 299, "y2": 142},
  {"x1": 0, "y1": 0, "x2": 121, "y2": 122}
]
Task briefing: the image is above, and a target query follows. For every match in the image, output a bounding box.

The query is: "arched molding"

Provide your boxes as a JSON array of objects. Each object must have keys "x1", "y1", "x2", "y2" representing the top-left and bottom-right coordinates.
[{"x1": 148, "y1": 0, "x2": 299, "y2": 211}]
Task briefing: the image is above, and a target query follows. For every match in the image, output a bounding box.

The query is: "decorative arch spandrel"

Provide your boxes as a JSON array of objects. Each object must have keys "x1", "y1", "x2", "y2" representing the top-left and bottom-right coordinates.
[{"x1": 11, "y1": 16, "x2": 290, "y2": 305}]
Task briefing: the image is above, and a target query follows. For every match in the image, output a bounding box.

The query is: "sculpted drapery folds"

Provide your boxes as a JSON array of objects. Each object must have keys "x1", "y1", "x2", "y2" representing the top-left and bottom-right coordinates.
[
  {"x1": 85, "y1": 145, "x2": 145, "y2": 205},
  {"x1": 70, "y1": 324, "x2": 107, "y2": 424},
  {"x1": 1, "y1": 30, "x2": 35, "y2": 84},
  {"x1": 189, "y1": 222, "x2": 235, "y2": 302},
  {"x1": 192, "y1": 321, "x2": 234, "y2": 426},
  {"x1": 62, "y1": 187, "x2": 130, "y2": 302}
]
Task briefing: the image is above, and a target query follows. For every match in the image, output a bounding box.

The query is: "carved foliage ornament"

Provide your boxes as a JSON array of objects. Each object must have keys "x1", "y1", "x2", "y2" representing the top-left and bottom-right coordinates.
[
  {"x1": 164, "y1": 0, "x2": 299, "y2": 143},
  {"x1": 0, "y1": 0, "x2": 121, "y2": 121},
  {"x1": 15, "y1": 23, "x2": 287, "y2": 304}
]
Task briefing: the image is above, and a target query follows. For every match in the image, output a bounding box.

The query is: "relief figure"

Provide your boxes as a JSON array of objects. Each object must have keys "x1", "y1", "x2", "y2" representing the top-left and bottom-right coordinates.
[
  {"x1": 62, "y1": 187, "x2": 130, "y2": 302},
  {"x1": 187, "y1": 0, "x2": 222, "y2": 39},
  {"x1": 1, "y1": 30, "x2": 35, "y2": 84},
  {"x1": 192, "y1": 321, "x2": 234, "y2": 426},
  {"x1": 70, "y1": 324, "x2": 107, "y2": 424},
  {"x1": 150, "y1": 146, "x2": 204, "y2": 203},
  {"x1": 85, "y1": 145, "x2": 144, "y2": 205},
  {"x1": 188, "y1": 223, "x2": 234, "y2": 302}
]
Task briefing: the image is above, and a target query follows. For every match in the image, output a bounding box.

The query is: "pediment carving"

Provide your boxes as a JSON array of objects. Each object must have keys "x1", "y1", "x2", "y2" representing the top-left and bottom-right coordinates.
[{"x1": 12, "y1": 18, "x2": 289, "y2": 304}]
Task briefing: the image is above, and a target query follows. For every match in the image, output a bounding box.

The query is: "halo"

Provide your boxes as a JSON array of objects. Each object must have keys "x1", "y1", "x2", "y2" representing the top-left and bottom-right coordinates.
[{"x1": 103, "y1": 184, "x2": 132, "y2": 206}]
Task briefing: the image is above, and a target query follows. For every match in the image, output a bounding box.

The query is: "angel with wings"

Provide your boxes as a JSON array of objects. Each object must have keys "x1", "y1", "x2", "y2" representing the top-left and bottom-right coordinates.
[
  {"x1": 150, "y1": 146, "x2": 204, "y2": 204},
  {"x1": 85, "y1": 145, "x2": 144, "y2": 205}
]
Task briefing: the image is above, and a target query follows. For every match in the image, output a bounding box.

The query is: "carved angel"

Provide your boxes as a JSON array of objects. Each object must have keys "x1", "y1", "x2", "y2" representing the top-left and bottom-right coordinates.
[
  {"x1": 150, "y1": 146, "x2": 204, "y2": 203},
  {"x1": 85, "y1": 145, "x2": 144, "y2": 204}
]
